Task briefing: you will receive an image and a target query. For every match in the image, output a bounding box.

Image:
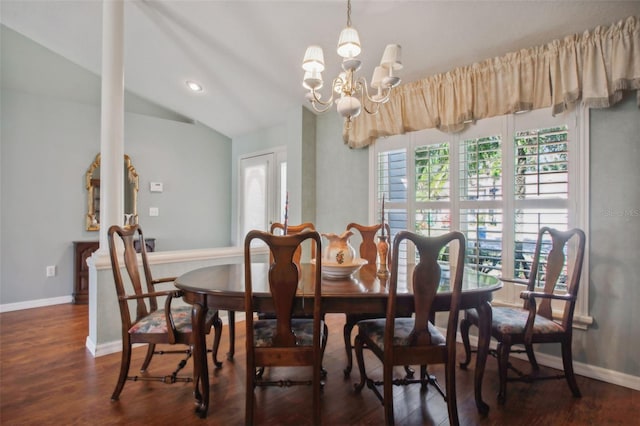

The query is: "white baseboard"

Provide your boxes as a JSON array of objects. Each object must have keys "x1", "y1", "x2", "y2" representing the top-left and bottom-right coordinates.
[
  {"x1": 461, "y1": 332, "x2": 640, "y2": 391},
  {"x1": 0, "y1": 295, "x2": 73, "y2": 313},
  {"x1": 87, "y1": 311, "x2": 246, "y2": 357}
]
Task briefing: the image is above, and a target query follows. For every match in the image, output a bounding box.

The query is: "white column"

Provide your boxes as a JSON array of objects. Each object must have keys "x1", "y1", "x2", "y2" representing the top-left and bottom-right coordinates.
[{"x1": 98, "y1": 0, "x2": 125, "y2": 251}]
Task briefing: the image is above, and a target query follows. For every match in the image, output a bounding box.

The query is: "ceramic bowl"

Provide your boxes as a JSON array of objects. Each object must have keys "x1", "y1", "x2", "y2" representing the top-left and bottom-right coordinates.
[{"x1": 311, "y1": 258, "x2": 368, "y2": 280}]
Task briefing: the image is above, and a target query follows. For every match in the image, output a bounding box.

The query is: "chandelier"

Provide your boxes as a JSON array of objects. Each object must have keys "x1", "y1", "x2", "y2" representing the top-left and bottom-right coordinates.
[{"x1": 301, "y1": 0, "x2": 402, "y2": 126}]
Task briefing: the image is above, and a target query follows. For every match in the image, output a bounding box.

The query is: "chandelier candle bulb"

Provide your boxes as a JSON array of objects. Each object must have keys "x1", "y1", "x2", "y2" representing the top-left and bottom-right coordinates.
[{"x1": 303, "y1": 71, "x2": 323, "y2": 90}]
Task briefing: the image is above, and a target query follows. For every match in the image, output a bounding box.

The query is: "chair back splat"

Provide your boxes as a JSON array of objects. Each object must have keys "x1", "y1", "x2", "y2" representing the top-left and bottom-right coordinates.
[
  {"x1": 244, "y1": 229, "x2": 324, "y2": 425},
  {"x1": 269, "y1": 222, "x2": 316, "y2": 268},
  {"x1": 354, "y1": 230, "x2": 466, "y2": 425},
  {"x1": 459, "y1": 227, "x2": 586, "y2": 405}
]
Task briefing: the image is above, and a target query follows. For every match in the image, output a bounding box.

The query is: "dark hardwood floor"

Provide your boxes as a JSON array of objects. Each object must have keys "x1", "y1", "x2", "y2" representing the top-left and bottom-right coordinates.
[{"x1": 1, "y1": 304, "x2": 637, "y2": 425}]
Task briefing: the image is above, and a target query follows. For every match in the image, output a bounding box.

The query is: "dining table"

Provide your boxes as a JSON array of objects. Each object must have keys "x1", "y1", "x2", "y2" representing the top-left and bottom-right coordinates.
[{"x1": 175, "y1": 261, "x2": 502, "y2": 418}]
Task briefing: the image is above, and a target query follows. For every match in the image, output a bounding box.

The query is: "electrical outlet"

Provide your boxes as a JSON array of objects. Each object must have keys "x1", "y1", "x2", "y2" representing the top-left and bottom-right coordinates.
[
  {"x1": 149, "y1": 207, "x2": 159, "y2": 217},
  {"x1": 46, "y1": 265, "x2": 56, "y2": 277}
]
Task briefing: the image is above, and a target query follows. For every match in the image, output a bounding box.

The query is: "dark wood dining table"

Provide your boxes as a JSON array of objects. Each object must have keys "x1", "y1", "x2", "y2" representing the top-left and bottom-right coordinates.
[{"x1": 175, "y1": 261, "x2": 502, "y2": 418}]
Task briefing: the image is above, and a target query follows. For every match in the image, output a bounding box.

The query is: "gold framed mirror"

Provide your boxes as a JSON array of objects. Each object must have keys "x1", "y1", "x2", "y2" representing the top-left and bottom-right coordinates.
[{"x1": 85, "y1": 154, "x2": 139, "y2": 231}]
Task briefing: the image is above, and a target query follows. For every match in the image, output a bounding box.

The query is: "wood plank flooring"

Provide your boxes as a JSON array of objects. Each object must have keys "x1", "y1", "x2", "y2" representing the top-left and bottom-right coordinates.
[{"x1": 1, "y1": 304, "x2": 638, "y2": 425}]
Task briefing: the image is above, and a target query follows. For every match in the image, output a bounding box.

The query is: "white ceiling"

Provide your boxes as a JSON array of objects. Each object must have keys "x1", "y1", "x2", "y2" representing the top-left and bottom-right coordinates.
[{"x1": 2, "y1": 1, "x2": 638, "y2": 139}]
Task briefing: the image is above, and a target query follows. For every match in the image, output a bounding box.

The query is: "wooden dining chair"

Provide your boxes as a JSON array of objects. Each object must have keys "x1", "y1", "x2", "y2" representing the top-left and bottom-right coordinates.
[
  {"x1": 354, "y1": 230, "x2": 466, "y2": 426},
  {"x1": 244, "y1": 229, "x2": 324, "y2": 425},
  {"x1": 259, "y1": 221, "x2": 328, "y2": 378},
  {"x1": 342, "y1": 222, "x2": 391, "y2": 376},
  {"x1": 459, "y1": 227, "x2": 586, "y2": 404},
  {"x1": 108, "y1": 225, "x2": 221, "y2": 401}
]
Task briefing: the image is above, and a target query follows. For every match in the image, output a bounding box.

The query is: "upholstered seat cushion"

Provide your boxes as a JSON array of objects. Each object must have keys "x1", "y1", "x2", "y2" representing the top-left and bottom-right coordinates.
[
  {"x1": 357, "y1": 318, "x2": 445, "y2": 348},
  {"x1": 466, "y1": 306, "x2": 564, "y2": 335},
  {"x1": 129, "y1": 305, "x2": 216, "y2": 335},
  {"x1": 253, "y1": 318, "x2": 325, "y2": 347}
]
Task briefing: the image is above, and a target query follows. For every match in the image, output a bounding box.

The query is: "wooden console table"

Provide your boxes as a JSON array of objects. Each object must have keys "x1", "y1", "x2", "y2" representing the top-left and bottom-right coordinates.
[{"x1": 72, "y1": 238, "x2": 155, "y2": 304}]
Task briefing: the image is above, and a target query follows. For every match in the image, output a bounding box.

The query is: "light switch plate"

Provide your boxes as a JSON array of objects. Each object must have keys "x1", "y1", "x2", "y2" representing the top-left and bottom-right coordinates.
[
  {"x1": 149, "y1": 207, "x2": 159, "y2": 217},
  {"x1": 150, "y1": 182, "x2": 163, "y2": 192}
]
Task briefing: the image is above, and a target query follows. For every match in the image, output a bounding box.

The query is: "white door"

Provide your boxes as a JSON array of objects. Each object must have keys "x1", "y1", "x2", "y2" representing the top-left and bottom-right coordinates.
[{"x1": 239, "y1": 149, "x2": 287, "y2": 243}]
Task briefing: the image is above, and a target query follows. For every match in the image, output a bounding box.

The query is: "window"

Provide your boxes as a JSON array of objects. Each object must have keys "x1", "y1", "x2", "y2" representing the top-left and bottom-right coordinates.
[{"x1": 372, "y1": 107, "x2": 591, "y2": 324}]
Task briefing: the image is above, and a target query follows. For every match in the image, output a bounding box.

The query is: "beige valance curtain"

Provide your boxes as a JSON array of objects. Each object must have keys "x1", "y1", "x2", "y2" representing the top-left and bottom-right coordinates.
[{"x1": 345, "y1": 15, "x2": 640, "y2": 148}]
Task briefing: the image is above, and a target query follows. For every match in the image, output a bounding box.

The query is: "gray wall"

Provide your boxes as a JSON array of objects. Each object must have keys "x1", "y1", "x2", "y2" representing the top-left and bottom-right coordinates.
[
  {"x1": 1, "y1": 25, "x2": 232, "y2": 305},
  {"x1": 315, "y1": 111, "x2": 370, "y2": 234},
  {"x1": 585, "y1": 94, "x2": 640, "y2": 376}
]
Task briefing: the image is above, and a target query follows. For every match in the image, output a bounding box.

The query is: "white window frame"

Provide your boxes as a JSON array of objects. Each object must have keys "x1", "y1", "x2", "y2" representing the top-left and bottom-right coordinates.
[{"x1": 370, "y1": 106, "x2": 592, "y2": 327}]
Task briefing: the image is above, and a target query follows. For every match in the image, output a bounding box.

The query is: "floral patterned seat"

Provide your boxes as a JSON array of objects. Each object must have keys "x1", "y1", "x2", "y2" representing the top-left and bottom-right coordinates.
[
  {"x1": 356, "y1": 318, "x2": 445, "y2": 348},
  {"x1": 129, "y1": 305, "x2": 217, "y2": 335},
  {"x1": 464, "y1": 306, "x2": 564, "y2": 335},
  {"x1": 253, "y1": 318, "x2": 326, "y2": 347}
]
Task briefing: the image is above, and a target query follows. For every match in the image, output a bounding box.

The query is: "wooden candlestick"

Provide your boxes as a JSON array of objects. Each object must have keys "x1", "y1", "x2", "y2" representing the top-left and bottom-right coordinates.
[{"x1": 377, "y1": 234, "x2": 389, "y2": 279}]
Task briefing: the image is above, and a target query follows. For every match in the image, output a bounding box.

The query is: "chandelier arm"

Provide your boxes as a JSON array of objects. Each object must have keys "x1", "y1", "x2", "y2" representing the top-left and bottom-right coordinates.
[
  {"x1": 309, "y1": 88, "x2": 334, "y2": 108},
  {"x1": 310, "y1": 99, "x2": 334, "y2": 113},
  {"x1": 362, "y1": 102, "x2": 381, "y2": 115},
  {"x1": 357, "y1": 76, "x2": 392, "y2": 105}
]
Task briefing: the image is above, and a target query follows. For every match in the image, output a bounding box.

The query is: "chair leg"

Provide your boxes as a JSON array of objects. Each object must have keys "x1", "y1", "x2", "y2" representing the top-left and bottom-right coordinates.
[
  {"x1": 227, "y1": 310, "x2": 235, "y2": 360},
  {"x1": 321, "y1": 322, "x2": 329, "y2": 378},
  {"x1": 420, "y1": 365, "x2": 428, "y2": 389},
  {"x1": 524, "y1": 343, "x2": 540, "y2": 372},
  {"x1": 314, "y1": 346, "x2": 322, "y2": 425},
  {"x1": 353, "y1": 334, "x2": 367, "y2": 392},
  {"x1": 445, "y1": 360, "x2": 460, "y2": 426},
  {"x1": 383, "y1": 363, "x2": 394, "y2": 425},
  {"x1": 496, "y1": 341, "x2": 511, "y2": 404},
  {"x1": 211, "y1": 313, "x2": 223, "y2": 368},
  {"x1": 561, "y1": 341, "x2": 581, "y2": 398},
  {"x1": 112, "y1": 342, "x2": 132, "y2": 401},
  {"x1": 140, "y1": 343, "x2": 155, "y2": 372},
  {"x1": 343, "y1": 320, "x2": 356, "y2": 376},
  {"x1": 459, "y1": 317, "x2": 473, "y2": 369},
  {"x1": 245, "y1": 362, "x2": 254, "y2": 426}
]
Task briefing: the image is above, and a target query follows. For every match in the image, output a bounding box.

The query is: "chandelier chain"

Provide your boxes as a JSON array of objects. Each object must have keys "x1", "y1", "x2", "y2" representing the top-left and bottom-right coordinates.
[{"x1": 346, "y1": 0, "x2": 352, "y2": 27}]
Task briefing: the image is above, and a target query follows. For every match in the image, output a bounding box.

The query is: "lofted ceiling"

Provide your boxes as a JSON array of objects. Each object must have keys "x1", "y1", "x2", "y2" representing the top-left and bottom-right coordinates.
[{"x1": 1, "y1": 1, "x2": 638, "y2": 139}]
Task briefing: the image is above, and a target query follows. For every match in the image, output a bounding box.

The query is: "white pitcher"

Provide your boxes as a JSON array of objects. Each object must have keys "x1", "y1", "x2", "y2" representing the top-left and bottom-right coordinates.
[{"x1": 321, "y1": 231, "x2": 356, "y2": 265}]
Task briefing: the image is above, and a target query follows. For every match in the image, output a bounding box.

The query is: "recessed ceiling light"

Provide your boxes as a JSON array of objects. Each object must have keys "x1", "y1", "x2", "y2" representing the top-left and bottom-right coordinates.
[{"x1": 186, "y1": 80, "x2": 204, "y2": 92}]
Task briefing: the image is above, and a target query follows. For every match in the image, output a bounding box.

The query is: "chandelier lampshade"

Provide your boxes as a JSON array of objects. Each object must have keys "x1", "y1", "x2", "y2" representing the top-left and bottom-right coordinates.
[
  {"x1": 380, "y1": 44, "x2": 403, "y2": 70},
  {"x1": 302, "y1": 46, "x2": 325, "y2": 73},
  {"x1": 337, "y1": 27, "x2": 361, "y2": 58}
]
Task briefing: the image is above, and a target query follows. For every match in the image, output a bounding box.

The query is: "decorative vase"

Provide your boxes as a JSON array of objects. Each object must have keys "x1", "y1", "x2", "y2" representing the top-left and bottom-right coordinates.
[
  {"x1": 321, "y1": 231, "x2": 356, "y2": 265},
  {"x1": 377, "y1": 235, "x2": 390, "y2": 278}
]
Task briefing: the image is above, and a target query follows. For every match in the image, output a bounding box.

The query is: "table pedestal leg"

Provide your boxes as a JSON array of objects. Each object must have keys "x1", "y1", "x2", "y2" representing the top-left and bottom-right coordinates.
[
  {"x1": 475, "y1": 300, "x2": 492, "y2": 415},
  {"x1": 192, "y1": 302, "x2": 209, "y2": 418}
]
